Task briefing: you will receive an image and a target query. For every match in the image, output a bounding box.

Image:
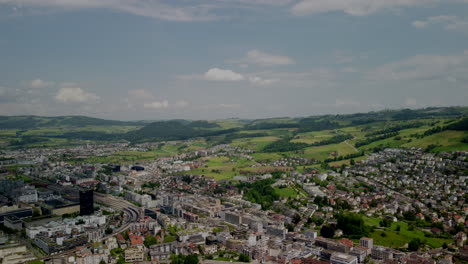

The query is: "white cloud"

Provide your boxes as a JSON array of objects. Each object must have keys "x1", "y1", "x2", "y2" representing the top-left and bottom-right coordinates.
[
  {"x1": 143, "y1": 100, "x2": 169, "y2": 109},
  {"x1": 181, "y1": 68, "x2": 279, "y2": 86},
  {"x1": 28, "y1": 78, "x2": 54, "y2": 88},
  {"x1": 0, "y1": 0, "x2": 219, "y2": 22},
  {"x1": 291, "y1": 0, "x2": 446, "y2": 16},
  {"x1": 55, "y1": 87, "x2": 99, "y2": 103},
  {"x1": 228, "y1": 50, "x2": 295, "y2": 66},
  {"x1": 0, "y1": 0, "x2": 296, "y2": 22},
  {"x1": 204, "y1": 68, "x2": 245, "y2": 81},
  {"x1": 248, "y1": 76, "x2": 278, "y2": 85},
  {"x1": 413, "y1": 15, "x2": 468, "y2": 32},
  {"x1": 367, "y1": 51, "x2": 468, "y2": 82}
]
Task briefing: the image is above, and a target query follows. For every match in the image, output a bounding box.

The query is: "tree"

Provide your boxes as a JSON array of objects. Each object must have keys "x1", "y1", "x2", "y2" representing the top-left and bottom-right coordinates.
[
  {"x1": 99, "y1": 260, "x2": 106, "y2": 264},
  {"x1": 239, "y1": 253, "x2": 251, "y2": 262},
  {"x1": 105, "y1": 227, "x2": 113, "y2": 235},
  {"x1": 184, "y1": 254, "x2": 199, "y2": 264},
  {"x1": 182, "y1": 175, "x2": 192, "y2": 184},
  {"x1": 379, "y1": 218, "x2": 392, "y2": 228},
  {"x1": 320, "y1": 225, "x2": 335, "y2": 238},
  {"x1": 336, "y1": 213, "x2": 371, "y2": 238},
  {"x1": 117, "y1": 257, "x2": 125, "y2": 264},
  {"x1": 292, "y1": 213, "x2": 302, "y2": 225},
  {"x1": 408, "y1": 238, "x2": 422, "y2": 251},
  {"x1": 144, "y1": 235, "x2": 159, "y2": 248},
  {"x1": 170, "y1": 254, "x2": 185, "y2": 264},
  {"x1": 286, "y1": 223, "x2": 295, "y2": 232},
  {"x1": 403, "y1": 211, "x2": 416, "y2": 221},
  {"x1": 170, "y1": 254, "x2": 199, "y2": 264}
]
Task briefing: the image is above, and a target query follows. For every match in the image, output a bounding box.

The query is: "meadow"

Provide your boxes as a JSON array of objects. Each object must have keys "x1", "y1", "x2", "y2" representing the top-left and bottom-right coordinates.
[{"x1": 363, "y1": 216, "x2": 451, "y2": 248}]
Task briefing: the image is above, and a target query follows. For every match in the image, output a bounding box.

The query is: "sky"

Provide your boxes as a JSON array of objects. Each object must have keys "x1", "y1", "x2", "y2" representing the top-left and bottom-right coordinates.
[{"x1": 0, "y1": 0, "x2": 467, "y2": 120}]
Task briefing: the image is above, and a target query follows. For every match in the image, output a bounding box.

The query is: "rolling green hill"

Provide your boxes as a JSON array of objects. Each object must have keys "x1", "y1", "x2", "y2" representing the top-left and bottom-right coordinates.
[
  {"x1": 1, "y1": 107, "x2": 468, "y2": 156},
  {"x1": 0, "y1": 115, "x2": 142, "y2": 129}
]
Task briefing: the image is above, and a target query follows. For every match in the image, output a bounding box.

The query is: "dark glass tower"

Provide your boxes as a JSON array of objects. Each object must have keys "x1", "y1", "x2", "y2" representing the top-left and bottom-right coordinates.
[{"x1": 79, "y1": 190, "x2": 94, "y2": 216}]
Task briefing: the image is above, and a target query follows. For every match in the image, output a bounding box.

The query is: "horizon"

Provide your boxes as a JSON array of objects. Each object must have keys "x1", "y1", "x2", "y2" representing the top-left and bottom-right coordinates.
[{"x1": 1, "y1": 105, "x2": 467, "y2": 122}]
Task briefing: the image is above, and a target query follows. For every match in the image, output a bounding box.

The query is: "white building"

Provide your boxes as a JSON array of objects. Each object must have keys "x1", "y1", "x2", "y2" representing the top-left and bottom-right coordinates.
[{"x1": 330, "y1": 253, "x2": 358, "y2": 264}]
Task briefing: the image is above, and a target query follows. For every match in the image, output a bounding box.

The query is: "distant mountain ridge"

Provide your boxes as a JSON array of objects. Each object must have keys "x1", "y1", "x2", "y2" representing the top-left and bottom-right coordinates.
[{"x1": 0, "y1": 115, "x2": 142, "y2": 129}]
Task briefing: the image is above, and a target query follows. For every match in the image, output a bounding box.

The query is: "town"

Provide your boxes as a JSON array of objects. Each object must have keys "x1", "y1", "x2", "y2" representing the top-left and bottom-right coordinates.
[{"x1": 0, "y1": 141, "x2": 466, "y2": 264}]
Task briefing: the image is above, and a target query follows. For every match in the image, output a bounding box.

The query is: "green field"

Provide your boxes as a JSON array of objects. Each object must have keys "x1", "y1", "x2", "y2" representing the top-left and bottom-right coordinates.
[
  {"x1": 291, "y1": 130, "x2": 335, "y2": 144},
  {"x1": 301, "y1": 142, "x2": 358, "y2": 161},
  {"x1": 184, "y1": 156, "x2": 287, "y2": 181},
  {"x1": 186, "y1": 156, "x2": 255, "y2": 180},
  {"x1": 274, "y1": 186, "x2": 308, "y2": 198},
  {"x1": 80, "y1": 144, "x2": 185, "y2": 164},
  {"x1": 213, "y1": 119, "x2": 248, "y2": 129},
  {"x1": 274, "y1": 187, "x2": 299, "y2": 198},
  {"x1": 231, "y1": 136, "x2": 280, "y2": 152},
  {"x1": 404, "y1": 130, "x2": 468, "y2": 151},
  {"x1": 363, "y1": 217, "x2": 451, "y2": 248}
]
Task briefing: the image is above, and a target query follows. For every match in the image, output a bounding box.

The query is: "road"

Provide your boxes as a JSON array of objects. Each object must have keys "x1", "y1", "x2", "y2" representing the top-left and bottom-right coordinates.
[{"x1": 36, "y1": 194, "x2": 141, "y2": 261}]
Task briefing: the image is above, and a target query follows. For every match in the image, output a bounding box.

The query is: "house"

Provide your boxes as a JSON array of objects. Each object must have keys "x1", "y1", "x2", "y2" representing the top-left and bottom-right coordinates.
[{"x1": 454, "y1": 232, "x2": 467, "y2": 247}]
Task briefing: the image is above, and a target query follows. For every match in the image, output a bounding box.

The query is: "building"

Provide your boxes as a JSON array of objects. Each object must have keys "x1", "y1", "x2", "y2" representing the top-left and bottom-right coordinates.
[
  {"x1": 349, "y1": 247, "x2": 367, "y2": 263},
  {"x1": 330, "y1": 253, "x2": 358, "y2": 264},
  {"x1": 4, "y1": 215, "x2": 22, "y2": 231},
  {"x1": 76, "y1": 252, "x2": 108, "y2": 264},
  {"x1": 0, "y1": 207, "x2": 33, "y2": 224},
  {"x1": 371, "y1": 246, "x2": 393, "y2": 261},
  {"x1": 360, "y1": 237, "x2": 373, "y2": 249},
  {"x1": 15, "y1": 185, "x2": 38, "y2": 203},
  {"x1": 40, "y1": 202, "x2": 80, "y2": 216},
  {"x1": 149, "y1": 242, "x2": 178, "y2": 261},
  {"x1": 125, "y1": 245, "x2": 145, "y2": 262},
  {"x1": 79, "y1": 190, "x2": 94, "y2": 216},
  {"x1": 34, "y1": 235, "x2": 88, "y2": 255}
]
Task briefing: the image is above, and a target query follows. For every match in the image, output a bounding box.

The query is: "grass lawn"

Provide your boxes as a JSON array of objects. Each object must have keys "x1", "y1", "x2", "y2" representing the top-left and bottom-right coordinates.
[
  {"x1": 301, "y1": 142, "x2": 357, "y2": 161},
  {"x1": 214, "y1": 119, "x2": 247, "y2": 129},
  {"x1": 231, "y1": 136, "x2": 280, "y2": 152},
  {"x1": 363, "y1": 216, "x2": 451, "y2": 248},
  {"x1": 237, "y1": 128, "x2": 292, "y2": 137},
  {"x1": 251, "y1": 153, "x2": 283, "y2": 163},
  {"x1": 186, "y1": 156, "x2": 260, "y2": 181},
  {"x1": 292, "y1": 130, "x2": 335, "y2": 144},
  {"x1": 274, "y1": 187, "x2": 300, "y2": 198},
  {"x1": 0, "y1": 129, "x2": 19, "y2": 136},
  {"x1": 402, "y1": 130, "x2": 468, "y2": 151}
]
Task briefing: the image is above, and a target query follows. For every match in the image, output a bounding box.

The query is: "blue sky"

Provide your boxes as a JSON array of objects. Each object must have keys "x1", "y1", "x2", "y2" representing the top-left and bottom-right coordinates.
[{"x1": 0, "y1": 0, "x2": 467, "y2": 120}]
